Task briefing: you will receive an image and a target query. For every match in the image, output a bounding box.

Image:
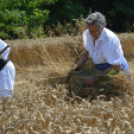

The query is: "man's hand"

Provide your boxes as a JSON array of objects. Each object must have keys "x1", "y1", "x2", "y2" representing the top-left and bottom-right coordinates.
[
  {"x1": 76, "y1": 60, "x2": 84, "y2": 70},
  {"x1": 86, "y1": 76, "x2": 98, "y2": 86}
]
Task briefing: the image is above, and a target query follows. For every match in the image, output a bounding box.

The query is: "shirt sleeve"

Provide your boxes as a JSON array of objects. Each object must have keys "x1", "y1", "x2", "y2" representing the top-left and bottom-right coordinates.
[
  {"x1": 1, "y1": 48, "x2": 10, "y2": 59},
  {"x1": 83, "y1": 30, "x2": 88, "y2": 51},
  {"x1": 102, "y1": 37, "x2": 123, "y2": 65},
  {"x1": 0, "y1": 40, "x2": 10, "y2": 59}
]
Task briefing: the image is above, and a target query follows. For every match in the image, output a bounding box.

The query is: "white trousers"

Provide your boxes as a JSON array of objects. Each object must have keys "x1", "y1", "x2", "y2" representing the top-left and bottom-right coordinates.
[
  {"x1": 0, "y1": 90, "x2": 13, "y2": 97},
  {"x1": 0, "y1": 61, "x2": 15, "y2": 90}
]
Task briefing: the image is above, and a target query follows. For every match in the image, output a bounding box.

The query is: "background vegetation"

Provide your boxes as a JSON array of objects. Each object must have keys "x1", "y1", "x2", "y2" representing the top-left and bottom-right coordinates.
[{"x1": 0, "y1": 0, "x2": 134, "y2": 39}]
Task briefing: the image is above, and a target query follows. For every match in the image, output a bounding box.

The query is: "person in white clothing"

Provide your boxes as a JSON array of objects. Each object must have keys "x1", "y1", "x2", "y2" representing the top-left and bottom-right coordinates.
[
  {"x1": 0, "y1": 39, "x2": 15, "y2": 97},
  {"x1": 76, "y1": 12, "x2": 130, "y2": 86}
]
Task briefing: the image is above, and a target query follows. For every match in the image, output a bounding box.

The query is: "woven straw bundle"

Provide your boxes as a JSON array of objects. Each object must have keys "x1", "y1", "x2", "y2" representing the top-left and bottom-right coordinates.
[{"x1": 68, "y1": 69, "x2": 133, "y2": 100}]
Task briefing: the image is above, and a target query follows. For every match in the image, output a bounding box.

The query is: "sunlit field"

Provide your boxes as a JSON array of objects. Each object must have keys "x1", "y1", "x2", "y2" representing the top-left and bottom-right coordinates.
[{"x1": 0, "y1": 33, "x2": 134, "y2": 133}]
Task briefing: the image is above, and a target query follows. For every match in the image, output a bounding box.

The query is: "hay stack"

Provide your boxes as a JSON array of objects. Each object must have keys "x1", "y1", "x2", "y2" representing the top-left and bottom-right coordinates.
[{"x1": 68, "y1": 69, "x2": 133, "y2": 100}]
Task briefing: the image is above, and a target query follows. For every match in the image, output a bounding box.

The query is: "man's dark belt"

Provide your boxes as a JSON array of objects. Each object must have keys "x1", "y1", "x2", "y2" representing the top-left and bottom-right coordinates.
[
  {"x1": 0, "y1": 58, "x2": 10, "y2": 70},
  {"x1": 0, "y1": 45, "x2": 10, "y2": 71}
]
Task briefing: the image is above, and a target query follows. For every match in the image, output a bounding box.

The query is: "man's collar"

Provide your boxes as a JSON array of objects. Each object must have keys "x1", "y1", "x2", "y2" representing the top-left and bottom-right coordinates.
[{"x1": 97, "y1": 27, "x2": 106, "y2": 41}]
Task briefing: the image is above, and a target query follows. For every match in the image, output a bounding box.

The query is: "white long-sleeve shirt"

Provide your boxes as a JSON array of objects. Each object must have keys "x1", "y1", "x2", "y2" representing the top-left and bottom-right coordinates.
[
  {"x1": 83, "y1": 27, "x2": 129, "y2": 71},
  {"x1": 0, "y1": 39, "x2": 15, "y2": 90}
]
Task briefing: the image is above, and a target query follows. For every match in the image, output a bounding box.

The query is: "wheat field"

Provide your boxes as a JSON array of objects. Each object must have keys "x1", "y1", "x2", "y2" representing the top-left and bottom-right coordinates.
[{"x1": 0, "y1": 34, "x2": 134, "y2": 133}]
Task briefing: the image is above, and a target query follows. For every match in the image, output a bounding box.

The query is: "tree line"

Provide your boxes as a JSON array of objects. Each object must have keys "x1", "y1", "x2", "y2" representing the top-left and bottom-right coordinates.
[{"x1": 0, "y1": 0, "x2": 134, "y2": 39}]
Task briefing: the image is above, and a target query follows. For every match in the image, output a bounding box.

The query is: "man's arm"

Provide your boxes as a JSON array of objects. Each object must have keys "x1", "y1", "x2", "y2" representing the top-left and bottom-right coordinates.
[
  {"x1": 76, "y1": 51, "x2": 89, "y2": 69},
  {"x1": 86, "y1": 64, "x2": 121, "y2": 85},
  {"x1": 99, "y1": 64, "x2": 121, "y2": 75}
]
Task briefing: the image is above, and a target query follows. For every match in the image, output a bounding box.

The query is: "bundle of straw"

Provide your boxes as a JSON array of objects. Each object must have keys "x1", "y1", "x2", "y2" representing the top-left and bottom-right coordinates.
[{"x1": 68, "y1": 69, "x2": 133, "y2": 101}]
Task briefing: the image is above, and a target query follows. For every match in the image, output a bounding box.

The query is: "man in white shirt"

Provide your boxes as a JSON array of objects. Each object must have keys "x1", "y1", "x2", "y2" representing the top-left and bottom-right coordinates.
[
  {"x1": 0, "y1": 40, "x2": 15, "y2": 97},
  {"x1": 76, "y1": 12, "x2": 130, "y2": 86}
]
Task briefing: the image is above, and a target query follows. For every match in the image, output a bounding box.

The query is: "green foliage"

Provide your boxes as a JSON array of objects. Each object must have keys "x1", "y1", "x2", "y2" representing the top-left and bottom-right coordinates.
[
  {"x1": 112, "y1": 0, "x2": 134, "y2": 32},
  {"x1": 0, "y1": 0, "x2": 134, "y2": 39},
  {"x1": 44, "y1": 0, "x2": 85, "y2": 29},
  {"x1": 90, "y1": 0, "x2": 134, "y2": 32},
  {"x1": 0, "y1": 0, "x2": 56, "y2": 39},
  {"x1": 108, "y1": 69, "x2": 117, "y2": 75},
  {"x1": 0, "y1": 8, "x2": 25, "y2": 39}
]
